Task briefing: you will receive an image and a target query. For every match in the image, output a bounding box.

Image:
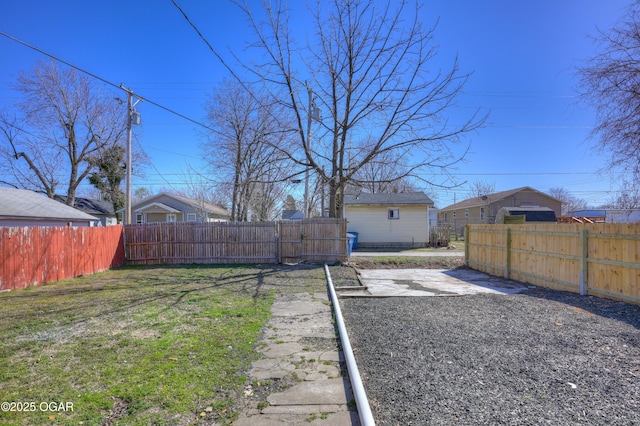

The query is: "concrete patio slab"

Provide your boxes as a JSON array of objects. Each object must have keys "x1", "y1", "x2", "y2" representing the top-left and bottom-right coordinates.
[{"x1": 356, "y1": 269, "x2": 528, "y2": 297}]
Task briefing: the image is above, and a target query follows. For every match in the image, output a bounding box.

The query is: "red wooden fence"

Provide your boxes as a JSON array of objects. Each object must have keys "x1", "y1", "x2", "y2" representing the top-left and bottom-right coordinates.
[{"x1": 0, "y1": 225, "x2": 125, "y2": 291}]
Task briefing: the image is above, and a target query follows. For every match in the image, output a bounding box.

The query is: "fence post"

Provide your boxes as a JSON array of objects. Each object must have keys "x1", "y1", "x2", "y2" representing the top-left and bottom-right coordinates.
[
  {"x1": 275, "y1": 221, "x2": 281, "y2": 264},
  {"x1": 505, "y1": 227, "x2": 511, "y2": 280},
  {"x1": 579, "y1": 228, "x2": 588, "y2": 296},
  {"x1": 464, "y1": 225, "x2": 469, "y2": 267}
]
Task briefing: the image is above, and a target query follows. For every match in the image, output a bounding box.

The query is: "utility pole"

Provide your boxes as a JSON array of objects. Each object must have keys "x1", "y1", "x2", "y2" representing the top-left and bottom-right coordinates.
[{"x1": 121, "y1": 85, "x2": 141, "y2": 225}]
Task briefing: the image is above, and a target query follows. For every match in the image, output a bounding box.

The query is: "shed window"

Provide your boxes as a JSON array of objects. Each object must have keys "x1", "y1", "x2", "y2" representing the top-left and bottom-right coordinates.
[
  {"x1": 480, "y1": 207, "x2": 485, "y2": 221},
  {"x1": 388, "y1": 209, "x2": 399, "y2": 220},
  {"x1": 187, "y1": 213, "x2": 197, "y2": 222},
  {"x1": 465, "y1": 209, "x2": 469, "y2": 218},
  {"x1": 453, "y1": 211, "x2": 457, "y2": 219}
]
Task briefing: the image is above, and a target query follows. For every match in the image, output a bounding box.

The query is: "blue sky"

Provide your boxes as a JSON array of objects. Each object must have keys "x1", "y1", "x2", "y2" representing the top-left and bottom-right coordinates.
[{"x1": 0, "y1": 0, "x2": 632, "y2": 209}]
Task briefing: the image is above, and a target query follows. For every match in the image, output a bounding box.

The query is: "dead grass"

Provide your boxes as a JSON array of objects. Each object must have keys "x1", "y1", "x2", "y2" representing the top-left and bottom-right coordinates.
[
  {"x1": 0, "y1": 263, "x2": 328, "y2": 426},
  {"x1": 350, "y1": 255, "x2": 465, "y2": 270}
]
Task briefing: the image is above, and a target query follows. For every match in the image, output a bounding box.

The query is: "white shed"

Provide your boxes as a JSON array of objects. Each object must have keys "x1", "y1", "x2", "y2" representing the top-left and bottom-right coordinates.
[{"x1": 343, "y1": 192, "x2": 435, "y2": 248}]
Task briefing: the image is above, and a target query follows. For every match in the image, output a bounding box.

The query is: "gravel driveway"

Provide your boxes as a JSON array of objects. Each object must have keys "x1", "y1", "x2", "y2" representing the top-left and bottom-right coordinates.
[{"x1": 341, "y1": 286, "x2": 640, "y2": 425}]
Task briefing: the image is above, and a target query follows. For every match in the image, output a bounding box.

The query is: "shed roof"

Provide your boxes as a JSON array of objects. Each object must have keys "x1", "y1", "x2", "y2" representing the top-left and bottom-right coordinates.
[
  {"x1": 0, "y1": 188, "x2": 98, "y2": 221},
  {"x1": 344, "y1": 192, "x2": 435, "y2": 206}
]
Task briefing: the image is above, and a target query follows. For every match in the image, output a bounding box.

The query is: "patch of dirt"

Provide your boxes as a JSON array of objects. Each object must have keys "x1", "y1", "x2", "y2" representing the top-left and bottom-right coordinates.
[
  {"x1": 103, "y1": 396, "x2": 130, "y2": 425},
  {"x1": 130, "y1": 329, "x2": 160, "y2": 339}
]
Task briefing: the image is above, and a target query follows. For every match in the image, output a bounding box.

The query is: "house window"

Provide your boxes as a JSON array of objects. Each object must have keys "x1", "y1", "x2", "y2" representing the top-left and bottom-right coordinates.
[
  {"x1": 167, "y1": 213, "x2": 177, "y2": 222},
  {"x1": 465, "y1": 209, "x2": 469, "y2": 218},
  {"x1": 388, "y1": 209, "x2": 399, "y2": 220},
  {"x1": 480, "y1": 207, "x2": 485, "y2": 221},
  {"x1": 443, "y1": 212, "x2": 447, "y2": 222},
  {"x1": 187, "y1": 213, "x2": 197, "y2": 222},
  {"x1": 135, "y1": 213, "x2": 145, "y2": 224},
  {"x1": 453, "y1": 211, "x2": 457, "y2": 219}
]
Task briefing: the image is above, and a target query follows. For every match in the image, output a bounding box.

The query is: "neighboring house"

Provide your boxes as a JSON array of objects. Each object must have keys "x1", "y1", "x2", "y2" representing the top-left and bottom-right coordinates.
[
  {"x1": 282, "y1": 209, "x2": 304, "y2": 220},
  {"x1": 121, "y1": 192, "x2": 230, "y2": 224},
  {"x1": 569, "y1": 209, "x2": 640, "y2": 223},
  {"x1": 54, "y1": 195, "x2": 118, "y2": 226},
  {"x1": 439, "y1": 186, "x2": 563, "y2": 232},
  {"x1": 343, "y1": 192, "x2": 436, "y2": 248},
  {"x1": 0, "y1": 187, "x2": 97, "y2": 227}
]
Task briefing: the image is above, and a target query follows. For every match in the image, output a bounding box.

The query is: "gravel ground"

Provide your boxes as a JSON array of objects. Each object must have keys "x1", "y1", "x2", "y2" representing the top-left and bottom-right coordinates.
[{"x1": 341, "y1": 287, "x2": 640, "y2": 425}]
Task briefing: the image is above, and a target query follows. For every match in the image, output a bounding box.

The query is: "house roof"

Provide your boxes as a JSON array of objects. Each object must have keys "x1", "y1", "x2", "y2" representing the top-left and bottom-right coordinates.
[
  {"x1": 282, "y1": 209, "x2": 304, "y2": 220},
  {"x1": 127, "y1": 192, "x2": 230, "y2": 217},
  {"x1": 344, "y1": 192, "x2": 435, "y2": 206},
  {"x1": 440, "y1": 186, "x2": 562, "y2": 211},
  {"x1": 0, "y1": 187, "x2": 98, "y2": 221},
  {"x1": 54, "y1": 195, "x2": 115, "y2": 216}
]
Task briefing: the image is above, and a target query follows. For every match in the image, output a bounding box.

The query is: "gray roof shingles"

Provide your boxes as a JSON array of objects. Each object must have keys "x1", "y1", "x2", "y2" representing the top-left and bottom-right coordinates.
[
  {"x1": 0, "y1": 188, "x2": 97, "y2": 221},
  {"x1": 344, "y1": 192, "x2": 435, "y2": 206}
]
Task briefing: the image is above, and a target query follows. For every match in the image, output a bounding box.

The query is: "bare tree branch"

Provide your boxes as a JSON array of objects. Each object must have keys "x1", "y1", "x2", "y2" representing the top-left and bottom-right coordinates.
[
  {"x1": 577, "y1": 1, "x2": 640, "y2": 184},
  {"x1": 224, "y1": 0, "x2": 484, "y2": 217},
  {"x1": 0, "y1": 60, "x2": 130, "y2": 205}
]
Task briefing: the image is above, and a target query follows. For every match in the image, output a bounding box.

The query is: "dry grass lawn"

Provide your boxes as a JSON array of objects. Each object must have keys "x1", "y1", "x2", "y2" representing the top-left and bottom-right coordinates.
[{"x1": 0, "y1": 264, "x2": 330, "y2": 425}]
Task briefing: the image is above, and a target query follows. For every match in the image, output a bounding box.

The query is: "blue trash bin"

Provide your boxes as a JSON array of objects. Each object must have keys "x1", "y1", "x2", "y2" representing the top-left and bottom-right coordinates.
[
  {"x1": 347, "y1": 233, "x2": 355, "y2": 257},
  {"x1": 350, "y1": 232, "x2": 359, "y2": 250}
]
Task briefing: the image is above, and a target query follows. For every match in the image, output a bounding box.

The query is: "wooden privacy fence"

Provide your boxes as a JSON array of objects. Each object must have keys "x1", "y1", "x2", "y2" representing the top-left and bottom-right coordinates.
[
  {"x1": 465, "y1": 223, "x2": 640, "y2": 305},
  {"x1": 0, "y1": 225, "x2": 126, "y2": 291},
  {"x1": 124, "y1": 219, "x2": 348, "y2": 265}
]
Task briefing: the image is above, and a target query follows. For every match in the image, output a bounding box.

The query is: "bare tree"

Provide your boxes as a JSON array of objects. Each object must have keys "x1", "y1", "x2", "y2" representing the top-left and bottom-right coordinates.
[
  {"x1": 133, "y1": 187, "x2": 152, "y2": 203},
  {"x1": 203, "y1": 80, "x2": 295, "y2": 221},
  {"x1": 348, "y1": 149, "x2": 417, "y2": 194},
  {"x1": 577, "y1": 1, "x2": 640, "y2": 185},
  {"x1": 470, "y1": 180, "x2": 496, "y2": 198},
  {"x1": 608, "y1": 186, "x2": 640, "y2": 209},
  {"x1": 224, "y1": 0, "x2": 483, "y2": 218},
  {"x1": 0, "y1": 60, "x2": 128, "y2": 205},
  {"x1": 548, "y1": 187, "x2": 588, "y2": 215}
]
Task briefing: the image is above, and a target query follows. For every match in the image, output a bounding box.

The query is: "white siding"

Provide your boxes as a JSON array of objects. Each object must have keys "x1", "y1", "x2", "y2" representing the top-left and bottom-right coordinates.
[{"x1": 346, "y1": 205, "x2": 428, "y2": 245}]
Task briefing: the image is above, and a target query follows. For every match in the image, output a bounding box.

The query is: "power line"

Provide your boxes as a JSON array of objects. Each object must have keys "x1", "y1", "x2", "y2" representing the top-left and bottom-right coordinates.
[
  {"x1": 171, "y1": 0, "x2": 252, "y2": 97},
  {"x1": 0, "y1": 30, "x2": 216, "y2": 132}
]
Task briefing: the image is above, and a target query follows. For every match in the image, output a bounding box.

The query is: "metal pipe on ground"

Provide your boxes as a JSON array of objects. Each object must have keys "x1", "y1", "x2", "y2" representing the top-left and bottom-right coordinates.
[{"x1": 324, "y1": 263, "x2": 376, "y2": 426}]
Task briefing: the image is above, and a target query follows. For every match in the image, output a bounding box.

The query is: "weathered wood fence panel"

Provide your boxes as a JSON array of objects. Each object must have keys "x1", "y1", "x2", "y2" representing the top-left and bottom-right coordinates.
[
  {"x1": 0, "y1": 225, "x2": 126, "y2": 291},
  {"x1": 465, "y1": 223, "x2": 640, "y2": 305},
  {"x1": 124, "y1": 219, "x2": 347, "y2": 265},
  {"x1": 299, "y1": 218, "x2": 347, "y2": 263}
]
